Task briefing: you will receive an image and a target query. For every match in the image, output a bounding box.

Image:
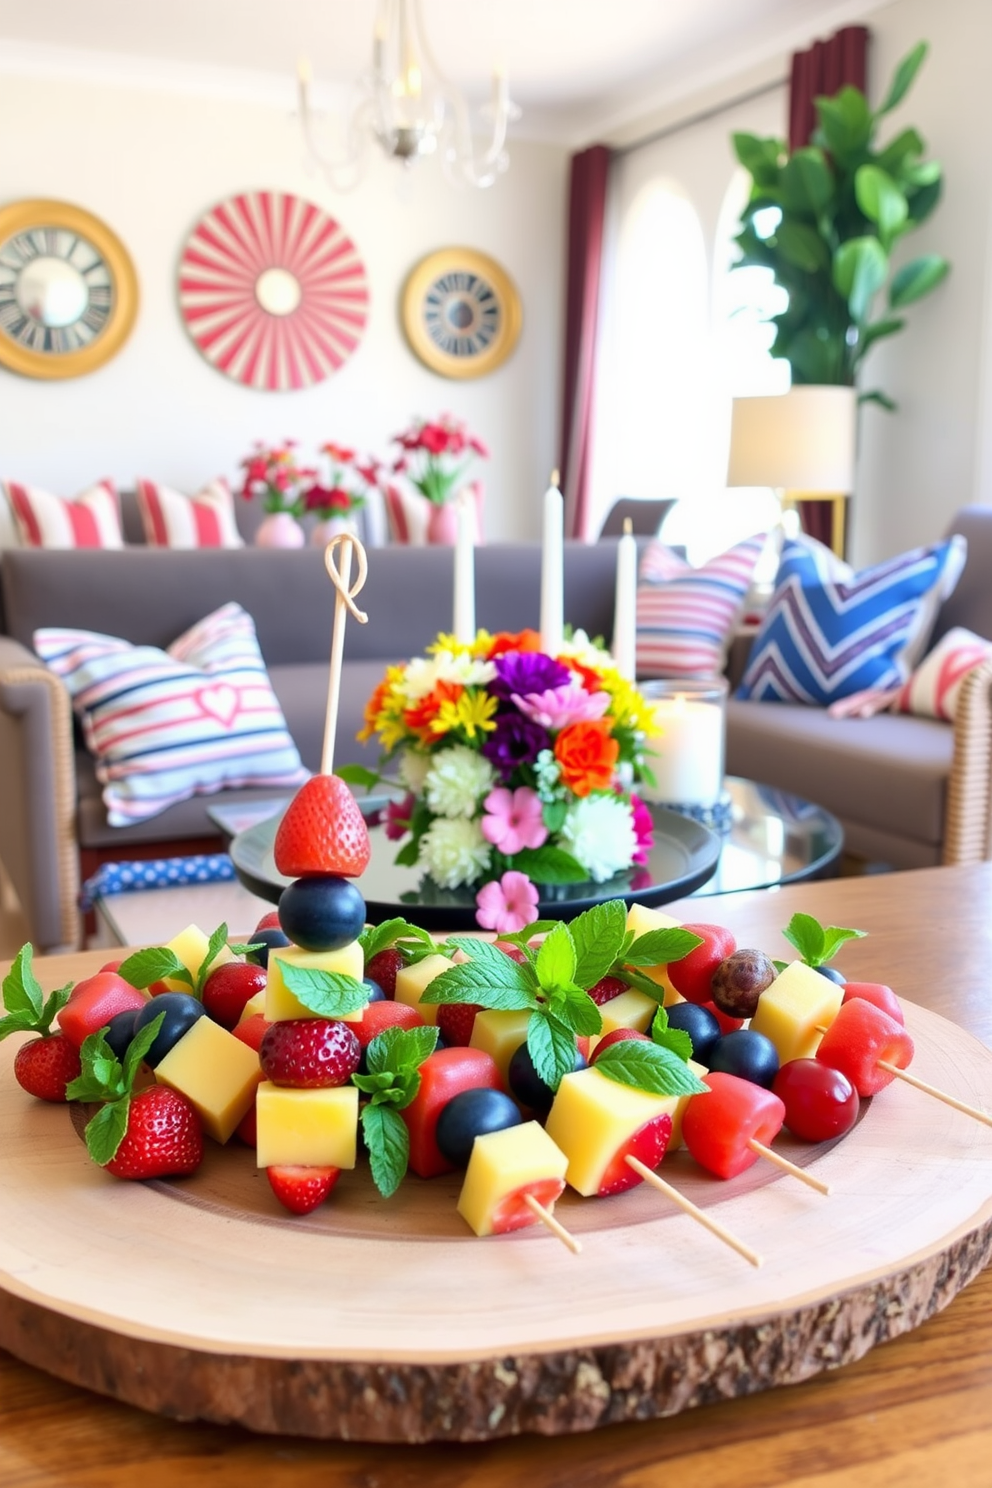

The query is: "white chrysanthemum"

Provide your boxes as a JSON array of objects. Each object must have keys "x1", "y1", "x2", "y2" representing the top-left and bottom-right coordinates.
[
  {"x1": 402, "y1": 655, "x2": 442, "y2": 702},
  {"x1": 423, "y1": 744, "x2": 495, "y2": 818},
  {"x1": 558, "y1": 628, "x2": 614, "y2": 670},
  {"x1": 432, "y1": 649, "x2": 498, "y2": 689},
  {"x1": 419, "y1": 816, "x2": 492, "y2": 889},
  {"x1": 559, "y1": 795, "x2": 638, "y2": 882},
  {"x1": 397, "y1": 747, "x2": 431, "y2": 794}
]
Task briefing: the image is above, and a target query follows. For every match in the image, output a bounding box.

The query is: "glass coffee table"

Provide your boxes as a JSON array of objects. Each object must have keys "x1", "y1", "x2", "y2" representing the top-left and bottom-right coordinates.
[{"x1": 688, "y1": 776, "x2": 843, "y2": 897}]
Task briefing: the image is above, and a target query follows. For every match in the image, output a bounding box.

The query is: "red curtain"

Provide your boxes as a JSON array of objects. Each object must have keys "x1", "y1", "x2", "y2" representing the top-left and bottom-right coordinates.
[
  {"x1": 559, "y1": 144, "x2": 611, "y2": 540},
  {"x1": 788, "y1": 25, "x2": 868, "y2": 550}
]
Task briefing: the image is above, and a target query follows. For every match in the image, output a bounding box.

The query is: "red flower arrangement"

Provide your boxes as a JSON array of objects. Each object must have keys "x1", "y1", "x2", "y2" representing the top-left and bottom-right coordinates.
[
  {"x1": 390, "y1": 415, "x2": 488, "y2": 506},
  {"x1": 239, "y1": 441, "x2": 316, "y2": 517},
  {"x1": 305, "y1": 441, "x2": 382, "y2": 521}
]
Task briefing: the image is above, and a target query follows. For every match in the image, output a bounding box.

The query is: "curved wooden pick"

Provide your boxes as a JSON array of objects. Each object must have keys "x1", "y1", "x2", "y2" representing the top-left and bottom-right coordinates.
[{"x1": 322, "y1": 532, "x2": 370, "y2": 774}]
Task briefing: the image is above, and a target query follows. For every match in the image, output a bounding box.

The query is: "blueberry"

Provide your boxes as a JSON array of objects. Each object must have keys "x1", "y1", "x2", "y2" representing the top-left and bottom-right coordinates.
[
  {"x1": 103, "y1": 1009, "x2": 140, "y2": 1061},
  {"x1": 816, "y1": 964, "x2": 847, "y2": 985},
  {"x1": 278, "y1": 875, "x2": 366, "y2": 953},
  {"x1": 708, "y1": 1029, "x2": 780, "y2": 1089},
  {"x1": 663, "y1": 1002, "x2": 722, "y2": 1065},
  {"x1": 435, "y1": 1089, "x2": 523, "y2": 1167},
  {"x1": 508, "y1": 1041, "x2": 585, "y2": 1115},
  {"x1": 363, "y1": 977, "x2": 386, "y2": 1003},
  {"x1": 246, "y1": 926, "x2": 291, "y2": 968},
  {"x1": 133, "y1": 993, "x2": 206, "y2": 1068}
]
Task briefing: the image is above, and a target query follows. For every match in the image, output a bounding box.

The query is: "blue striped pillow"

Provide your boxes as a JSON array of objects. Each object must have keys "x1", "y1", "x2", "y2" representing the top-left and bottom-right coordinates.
[
  {"x1": 34, "y1": 603, "x2": 307, "y2": 825},
  {"x1": 737, "y1": 534, "x2": 967, "y2": 705}
]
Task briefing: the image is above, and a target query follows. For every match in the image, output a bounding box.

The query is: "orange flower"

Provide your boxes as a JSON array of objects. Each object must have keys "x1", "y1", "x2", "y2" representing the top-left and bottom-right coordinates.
[
  {"x1": 357, "y1": 677, "x2": 393, "y2": 742},
  {"x1": 568, "y1": 657, "x2": 608, "y2": 694},
  {"x1": 553, "y1": 720, "x2": 619, "y2": 797},
  {"x1": 403, "y1": 680, "x2": 464, "y2": 741},
  {"x1": 486, "y1": 628, "x2": 543, "y2": 658}
]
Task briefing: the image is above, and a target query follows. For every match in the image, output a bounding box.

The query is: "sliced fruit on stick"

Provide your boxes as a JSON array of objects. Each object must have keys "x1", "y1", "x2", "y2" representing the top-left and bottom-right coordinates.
[
  {"x1": 814, "y1": 999, "x2": 914, "y2": 1097},
  {"x1": 457, "y1": 1121, "x2": 571, "y2": 1242},
  {"x1": 273, "y1": 774, "x2": 372, "y2": 879}
]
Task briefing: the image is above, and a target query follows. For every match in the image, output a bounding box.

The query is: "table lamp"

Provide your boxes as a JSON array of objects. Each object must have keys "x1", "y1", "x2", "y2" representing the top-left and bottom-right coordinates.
[{"x1": 726, "y1": 387, "x2": 856, "y2": 558}]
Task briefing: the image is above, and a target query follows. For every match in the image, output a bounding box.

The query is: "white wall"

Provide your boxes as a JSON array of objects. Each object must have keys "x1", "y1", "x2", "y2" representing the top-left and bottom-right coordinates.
[{"x1": 0, "y1": 73, "x2": 568, "y2": 542}]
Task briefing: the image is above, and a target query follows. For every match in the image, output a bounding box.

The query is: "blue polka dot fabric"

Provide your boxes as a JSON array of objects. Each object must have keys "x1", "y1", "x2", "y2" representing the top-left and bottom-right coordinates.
[{"x1": 80, "y1": 854, "x2": 236, "y2": 912}]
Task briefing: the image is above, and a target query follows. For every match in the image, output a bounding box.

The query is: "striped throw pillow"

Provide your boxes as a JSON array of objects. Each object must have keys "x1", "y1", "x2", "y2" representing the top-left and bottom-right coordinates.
[
  {"x1": 136, "y1": 477, "x2": 244, "y2": 548},
  {"x1": 737, "y1": 534, "x2": 968, "y2": 705},
  {"x1": 894, "y1": 626, "x2": 992, "y2": 721},
  {"x1": 635, "y1": 534, "x2": 768, "y2": 677},
  {"x1": 34, "y1": 603, "x2": 307, "y2": 826},
  {"x1": 2, "y1": 479, "x2": 123, "y2": 549}
]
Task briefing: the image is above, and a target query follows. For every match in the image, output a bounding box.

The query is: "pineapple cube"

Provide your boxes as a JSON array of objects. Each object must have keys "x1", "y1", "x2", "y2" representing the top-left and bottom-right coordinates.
[
  {"x1": 393, "y1": 953, "x2": 455, "y2": 1026},
  {"x1": 155, "y1": 1016, "x2": 261, "y2": 1143},
  {"x1": 545, "y1": 1066, "x2": 674, "y2": 1196},
  {"x1": 237, "y1": 989, "x2": 267, "y2": 1023},
  {"x1": 667, "y1": 1059, "x2": 708, "y2": 1151},
  {"x1": 457, "y1": 1121, "x2": 568, "y2": 1237},
  {"x1": 625, "y1": 903, "x2": 683, "y2": 1004},
  {"x1": 255, "y1": 1083, "x2": 358, "y2": 1169},
  {"x1": 161, "y1": 923, "x2": 237, "y2": 992},
  {"x1": 749, "y1": 960, "x2": 845, "y2": 1063},
  {"x1": 590, "y1": 989, "x2": 659, "y2": 1051},
  {"x1": 469, "y1": 1009, "x2": 531, "y2": 1084},
  {"x1": 266, "y1": 942, "x2": 365, "y2": 1022}
]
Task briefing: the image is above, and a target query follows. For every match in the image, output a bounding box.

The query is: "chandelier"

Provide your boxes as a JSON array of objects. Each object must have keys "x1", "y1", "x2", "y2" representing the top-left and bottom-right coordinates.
[{"x1": 297, "y1": 0, "x2": 518, "y2": 190}]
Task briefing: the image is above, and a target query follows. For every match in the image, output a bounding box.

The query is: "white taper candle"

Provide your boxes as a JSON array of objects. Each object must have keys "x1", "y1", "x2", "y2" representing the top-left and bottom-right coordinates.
[
  {"x1": 453, "y1": 492, "x2": 476, "y2": 645},
  {"x1": 612, "y1": 517, "x2": 637, "y2": 681},
  {"x1": 540, "y1": 471, "x2": 564, "y2": 657}
]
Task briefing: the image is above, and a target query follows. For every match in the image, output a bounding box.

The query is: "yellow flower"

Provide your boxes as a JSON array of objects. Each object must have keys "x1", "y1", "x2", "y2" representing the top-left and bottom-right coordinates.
[
  {"x1": 599, "y1": 671, "x2": 657, "y2": 734},
  {"x1": 430, "y1": 688, "x2": 498, "y2": 741},
  {"x1": 428, "y1": 631, "x2": 473, "y2": 658},
  {"x1": 357, "y1": 665, "x2": 408, "y2": 745}
]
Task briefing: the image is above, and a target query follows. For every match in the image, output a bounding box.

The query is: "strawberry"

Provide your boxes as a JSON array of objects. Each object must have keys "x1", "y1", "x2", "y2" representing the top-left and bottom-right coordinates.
[
  {"x1": 267, "y1": 1164, "x2": 340, "y2": 1215},
  {"x1": 201, "y1": 961, "x2": 267, "y2": 1030},
  {"x1": 253, "y1": 911, "x2": 282, "y2": 933},
  {"x1": 274, "y1": 775, "x2": 371, "y2": 878},
  {"x1": 436, "y1": 1001, "x2": 483, "y2": 1047},
  {"x1": 587, "y1": 975, "x2": 629, "y2": 1006},
  {"x1": 353, "y1": 999, "x2": 424, "y2": 1050},
  {"x1": 13, "y1": 1033, "x2": 81, "y2": 1103},
  {"x1": 1, "y1": 945, "x2": 76, "y2": 1100},
  {"x1": 105, "y1": 1086, "x2": 204, "y2": 1180},
  {"x1": 590, "y1": 1028, "x2": 652, "y2": 1062},
  {"x1": 364, "y1": 947, "x2": 406, "y2": 998},
  {"x1": 259, "y1": 1017, "x2": 361, "y2": 1087}
]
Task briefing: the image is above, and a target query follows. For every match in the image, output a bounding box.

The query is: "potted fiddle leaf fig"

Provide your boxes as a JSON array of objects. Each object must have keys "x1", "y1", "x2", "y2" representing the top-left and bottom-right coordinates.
[{"x1": 731, "y1": 41, "x2": 949, "y2": 407}]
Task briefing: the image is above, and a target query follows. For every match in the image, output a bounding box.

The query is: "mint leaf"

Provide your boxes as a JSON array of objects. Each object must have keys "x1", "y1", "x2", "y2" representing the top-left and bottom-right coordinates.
[
  {"x1": 395, "y1": 933, "x2": 445, "y2": 966},
  {"x1": 67, "y1": 1028, "x2": 126, "y2": 1103},
  {"x1": 610, "y1": 966, "x2": 665, "y2": 1002},
  {"x1": 781, "y1": 912, "x2": 826, "y2": 965},
  {"x1": 121, "y1": 1013, "x2": 164, "y2": 1090},
  {"x1": 651, "y1": 1024, "x2": 694, "y2": 1061},
  {"x1": 594, "y1": 1041, "x2": 709, "y2": 1097},
  {"x1": 116, "y1": 947, "x2": 188, "y2": 990},
  {"x1": 550, "y1": 983, "x2": 603, "y2": 1038},
  {"x1": 278, "y1": 964, "x2": 370, "y2": 1018},
  {"x1": 195, "y1": 923, "x2": 230, "y2": 993},
  {"x1": 229, "y1": 941, "x2": 264, "y2": 957},
  {"x1": 535, "y1": 921, "x2": 577, "y2": 992},
  {"x1": 0, "y1": 1010, "x2": 40, "y2": 1039},
  {"x1": 359, "y1": 917, "x2": 421, "y2": 961},
  {"x1": 509, "y1": 845, "x2": 586, "y2": 885},
  {"x1": 420, "y1": 941, "x2": 537, "y2": 1010},
  {"x1": 494, "y1": 921, "x2": 556, "y2": 952},
  {"x1": 569, "y1": 900, "x2": 627, "y2": 988},
  {"x1": 361, "y1": 1103, "x2": 410, "y2": 1197},
  {"x1": 352, "y1": 1070, "x2": 395, "y2": 1096},
  {"x1": 336, "y1": 764, "x2": 382, "y2": 790},
  {"x1": 2, "y1": 944, "x2": 43, "y2": 1022},
  {"x1": 84, "y1": 1098, "x2": 131, "y2": 1166},
  {"x1": 819, "y1": 925, "x2": 867, "y2": 962},
  {"x1": 366, "y1": 1025, "x2": 438, "y2": 1080},
  {"x1": 623, "y1": 927, "x2": 704, "y2": 967},
  {"x1": 526, "y1": 1011, "x2": 577, "y2": 1093}
]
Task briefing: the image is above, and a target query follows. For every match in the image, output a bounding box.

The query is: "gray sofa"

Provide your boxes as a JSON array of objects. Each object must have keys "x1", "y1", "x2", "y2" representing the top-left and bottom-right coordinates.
[{"x1": 2, "y1": 509, "x2": 991, "y2": 952}]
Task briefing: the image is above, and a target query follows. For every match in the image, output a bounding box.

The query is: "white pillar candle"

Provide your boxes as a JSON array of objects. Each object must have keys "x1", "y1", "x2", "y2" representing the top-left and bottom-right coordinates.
[
  {"x1": 612, "y1": 517, "x2": 637, "y2": 681},
  {"x1": 540, "y1": 473, "x2": 564, "y2": 657},
  {"x1": 641, "y1": 685, "x2": 726, "y2": 805},
  {"x1": 453, "y1": 492, "x2": 476, "y2": 644}
]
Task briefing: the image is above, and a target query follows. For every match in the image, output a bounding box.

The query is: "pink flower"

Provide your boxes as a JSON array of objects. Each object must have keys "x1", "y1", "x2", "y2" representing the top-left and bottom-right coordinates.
[
  {"x1": 630, "y1": 793, "x2": 654, "y2": 865},
  {"x1": 475, "y1": 872, "x2": 540, "y2": 934},
  {"x1": 480, "y1": 786, "x2": 548, "y2": 855},
  {"x1": 384, "y1": 792, "x2": 416, "y2": 841},
  {"x1": 512, "y1": 683, "x2": 611, "y2": 732}
]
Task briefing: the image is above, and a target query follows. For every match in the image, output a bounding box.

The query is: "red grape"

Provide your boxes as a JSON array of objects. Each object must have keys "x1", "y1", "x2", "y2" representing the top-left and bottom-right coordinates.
[{"x1": 773, "y1": 1059, "x2": 860, "y2": 1142}]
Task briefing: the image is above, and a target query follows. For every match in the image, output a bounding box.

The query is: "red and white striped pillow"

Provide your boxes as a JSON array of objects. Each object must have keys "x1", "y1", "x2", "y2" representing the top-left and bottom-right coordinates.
[
  {"x1": 136, "y1": 477, "x2": 244, "y2": 548},
  {"x1": 2, "y1": 479, "x2": 123, "y2": 549},
  {"x1": 34, "y1": 602, "x2": 306, "y2": 826},
  {"x1": 636, "y1": 534, "x2": 768, "y2": 678},
  {"x1": 895, "y1": 627, "x2": 992, "y2": 721}
]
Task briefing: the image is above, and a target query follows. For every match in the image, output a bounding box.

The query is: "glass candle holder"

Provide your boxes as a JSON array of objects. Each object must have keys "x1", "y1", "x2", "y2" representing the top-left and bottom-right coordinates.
[{"x1": 639, "y1": 677, "x2": 728, "y2": 810}]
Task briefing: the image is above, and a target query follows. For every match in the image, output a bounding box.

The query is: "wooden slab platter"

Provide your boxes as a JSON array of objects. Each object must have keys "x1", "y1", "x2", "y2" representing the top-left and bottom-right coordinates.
[{"x1": 1, "y1": 999, "x2": 991, "y2": 1444}]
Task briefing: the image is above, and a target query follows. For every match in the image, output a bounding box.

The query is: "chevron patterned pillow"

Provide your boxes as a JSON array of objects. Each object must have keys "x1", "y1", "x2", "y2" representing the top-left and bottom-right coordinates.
[{"x1": 737, "y1": 534, "x2": 968, "y2": 705}]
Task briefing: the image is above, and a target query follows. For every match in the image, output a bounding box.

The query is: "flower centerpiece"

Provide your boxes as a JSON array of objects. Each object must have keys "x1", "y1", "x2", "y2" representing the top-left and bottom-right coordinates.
[
  {"x1": 304, "y1": 442, "x2": 381, "y2": 545},
  {"x1": 239, "y1": 439, "x2": 318, "y2": 548},
  {"x1": 352, "y1": 628, "x2": 659, "y2": 932}
]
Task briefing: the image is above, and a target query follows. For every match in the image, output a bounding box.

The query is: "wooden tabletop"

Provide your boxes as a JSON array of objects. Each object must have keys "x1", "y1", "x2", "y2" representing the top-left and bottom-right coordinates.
[{"x1": 2, "y1": 863, "x2": 992, "y2": 1488}]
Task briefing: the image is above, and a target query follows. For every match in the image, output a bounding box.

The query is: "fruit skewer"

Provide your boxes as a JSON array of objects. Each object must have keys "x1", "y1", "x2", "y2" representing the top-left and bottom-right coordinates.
[{"x1": 624, "y1": 1156, "x2": 763, "y2": 1267}]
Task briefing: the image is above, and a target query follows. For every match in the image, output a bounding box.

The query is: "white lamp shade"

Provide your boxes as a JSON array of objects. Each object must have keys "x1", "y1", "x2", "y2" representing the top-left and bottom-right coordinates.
[{"x1": 727, "y1": 386, "x2": 856, "y2": 492}]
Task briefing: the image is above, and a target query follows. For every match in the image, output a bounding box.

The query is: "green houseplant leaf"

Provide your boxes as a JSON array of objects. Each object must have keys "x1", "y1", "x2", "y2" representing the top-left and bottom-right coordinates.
[{"x1": 889, "y1": 255, "x2": 950, "y2": 308}]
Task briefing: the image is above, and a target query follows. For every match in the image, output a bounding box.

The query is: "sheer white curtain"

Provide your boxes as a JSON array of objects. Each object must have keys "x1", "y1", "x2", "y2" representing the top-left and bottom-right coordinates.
[{"x1": 590, "y1": 87, "x2": 788, "y2": 562}]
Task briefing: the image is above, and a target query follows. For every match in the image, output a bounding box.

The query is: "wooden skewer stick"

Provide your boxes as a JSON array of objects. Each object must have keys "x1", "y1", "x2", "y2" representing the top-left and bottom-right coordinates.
[
  {"x1": 748, "y1": 1140, "x2": 831, "y2": 1195},
  {"x1": 523, "y1": 1194, "x2": 582, "y2": 1254},
  {"x1": 625, "y1": 1157, "x2": 762, "y2": 1267},
  {"x1": 320, "y1": 533, "x2": 369, "y2": 775},
  {"x1": 877, "y1": 1059, "x2": 992, "y2": 1129}
]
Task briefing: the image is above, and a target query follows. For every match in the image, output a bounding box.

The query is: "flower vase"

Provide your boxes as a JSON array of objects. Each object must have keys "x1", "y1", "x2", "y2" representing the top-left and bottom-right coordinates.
[
  {"x1": 310, "y1": 516, "x2": 355, "y2": 547},
  {"x1": 255, "y1": 512, "x2": 306, "y2": 549},
  {"x1": 426, "y1": 501, "x2": 460, "y2": 545}
]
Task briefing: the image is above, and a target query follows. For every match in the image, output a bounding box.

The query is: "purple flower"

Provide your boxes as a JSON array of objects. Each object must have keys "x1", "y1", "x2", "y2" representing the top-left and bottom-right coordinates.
[
  {"x1": 492, "y1": 651, "x2": 570, "y2": 702},
  {"x1": 482, "y1": 713, "x2": 552, "y2": 778}
]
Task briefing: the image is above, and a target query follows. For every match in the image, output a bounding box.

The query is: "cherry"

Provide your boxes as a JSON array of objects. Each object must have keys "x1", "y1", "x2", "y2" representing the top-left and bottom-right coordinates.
[
  {"x1": 201, "y1": 961, "x2": 267, "y2": 1030},
  {"x1": 773, "y1": 1059, "x2": 860, "y2": 1142}
]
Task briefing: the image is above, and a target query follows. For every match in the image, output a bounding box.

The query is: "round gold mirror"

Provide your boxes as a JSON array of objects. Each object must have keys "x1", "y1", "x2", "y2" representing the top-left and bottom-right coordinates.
[
  {"x1": 401, "y1": 247, "x2": 521, "y2": 379},
  {"x1": 0, "y1": 199, "x2": 138, "y2": 379}
]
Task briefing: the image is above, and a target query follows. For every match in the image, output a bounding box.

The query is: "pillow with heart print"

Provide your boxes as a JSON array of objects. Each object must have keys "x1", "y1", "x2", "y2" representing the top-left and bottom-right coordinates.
[{"x1": 33, "y1": 602, "x2": 307, "y2": 825}]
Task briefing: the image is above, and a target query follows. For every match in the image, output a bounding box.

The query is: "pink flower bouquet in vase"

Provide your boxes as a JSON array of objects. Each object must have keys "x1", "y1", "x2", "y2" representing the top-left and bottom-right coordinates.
[
  {"x1": 343, "y1": 627, "x2": 659, "y2": 931},
  {"x1": 388, "y1": 415, "x2": 488, "y2": 544},
  {"x1": 305, "y1": 442, "x2": 381, "y2": 545},
  {"x1": 239, "y1": 440, "x2": 316, "y2": 547}
]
